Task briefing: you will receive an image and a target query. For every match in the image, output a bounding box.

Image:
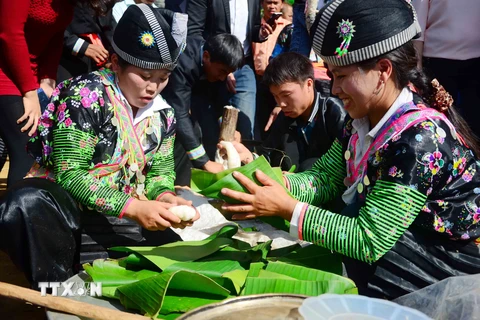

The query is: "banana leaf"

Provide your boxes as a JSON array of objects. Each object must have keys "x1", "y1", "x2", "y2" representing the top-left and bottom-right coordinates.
[
  {"x1": 110, "y1": 225, "x2": 239, "y2": 270},
  {"x1": 241, "y1": 261, "x2": 357, "y2": 296},
  {"x1": 222, "y1": 270, "x2": 249, "y2": 294},
  {"x1": 269, "y1": 244, "x2": 343, "y2": 275},
  {"x1": 117, "y1": 270, "x2": 231, "y2": 317},
  {"x1": 190, "y1": 156, "x2": 290, "y2": 203},
  {"x1": 84, "y1": 259, "x2": 160, "y2": 284},
  {"x1": 122, "y1": 252, "x2": 160, "y2": 271},
  {"x1": 164, "y1": 260, "x2": 244, "y2": 293},
  {"x1": 196, "y1": 240, "x2": 272, "y2": 269}
]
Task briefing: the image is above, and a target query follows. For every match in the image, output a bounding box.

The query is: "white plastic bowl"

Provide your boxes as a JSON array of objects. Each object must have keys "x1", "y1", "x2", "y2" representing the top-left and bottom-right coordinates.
[{"x1": 299, "y1": 294, "x2": 432, "y2": 320}]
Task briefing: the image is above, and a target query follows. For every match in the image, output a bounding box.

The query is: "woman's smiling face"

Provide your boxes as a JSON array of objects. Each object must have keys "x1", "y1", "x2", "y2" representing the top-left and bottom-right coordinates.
[{"x1": 329, "y1": 64, "x2": 380, "y2": 120}]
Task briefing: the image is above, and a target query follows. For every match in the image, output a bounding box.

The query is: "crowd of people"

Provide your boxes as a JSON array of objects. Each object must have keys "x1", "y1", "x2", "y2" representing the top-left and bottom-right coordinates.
[{"x1": 0, "y1": 0, "x2": 479, "y2": 302}]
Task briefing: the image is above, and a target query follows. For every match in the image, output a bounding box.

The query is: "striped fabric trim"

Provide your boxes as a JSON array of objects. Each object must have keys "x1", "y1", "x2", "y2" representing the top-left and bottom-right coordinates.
[
  {"x1": 72, "y1": 38, "x2": 86, "y2": 56},
  {"x1": 137, "y1": 3, "x2": 172, "y2": 64},
  {"x1": 111, "y1": 40, "x2": 176, "y2": 71},
  {"x1": 119, "y1": 198, "x2": 134, "y2": 219},
  {"x1": 302, "y1": 180, "x2": 426, "y2": 263},
  {"x1": 311, "y1": 0, "x2": 343, "y2": 64},
  {"x1": 187, "y1": 145, "x2": 207, "y2": 160},
  {"x1": 298, "y1": 203, "x2": 308, "y2": 240},
  {"x1": 155, "y1": 191, "x2": 176, "y2": 201},
  {"x1": 286, "y1": 139, "x2": 346, "y2": 205},
  {"x1": 312, "y1": 0, "x2": 422, "y2": 67}
]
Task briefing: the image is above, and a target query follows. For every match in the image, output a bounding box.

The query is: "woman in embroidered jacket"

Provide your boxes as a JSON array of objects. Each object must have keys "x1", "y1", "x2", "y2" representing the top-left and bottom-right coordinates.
[
  {"x1": 221, "y1": 0, "x2": 480, "y2": 299},
  {"x1": 0, "y1": 5, "x2": 197, "y2": 286}
]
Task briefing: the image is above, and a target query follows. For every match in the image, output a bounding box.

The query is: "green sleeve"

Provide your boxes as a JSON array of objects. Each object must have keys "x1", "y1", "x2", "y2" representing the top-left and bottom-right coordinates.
[
  {"x1": 53, "y1": 128, "x2": 132, "y2": 217},
  {"x1": 300, "y1": 180, "x2": 426, "y2": 263},
  {"x1": 285, "y1": 139, "x2": 346, "y2": 206},
  {"x1": 298, "y1": 127, "x2": 441, "y2": 263},
  {"x1": 145, "y1": 135, "x2": 176, "y2": 200},
  {"x1": 145, "y1": 109, "x2": 176, "y2": 200}
]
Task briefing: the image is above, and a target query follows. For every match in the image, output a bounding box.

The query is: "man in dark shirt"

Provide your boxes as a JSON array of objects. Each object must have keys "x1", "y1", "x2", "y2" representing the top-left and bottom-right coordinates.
[
  {"x1": 220, "y1": 52, "x2": 345, "y2": 172},
  {"x1": 162, "y1": 34, "x2": 244, "y2": 183}
]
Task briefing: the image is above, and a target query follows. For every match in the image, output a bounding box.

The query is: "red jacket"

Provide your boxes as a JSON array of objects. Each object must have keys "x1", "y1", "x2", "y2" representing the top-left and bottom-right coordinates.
[{"x1": 0, "y1": 0, "x2": 73, "y2": 96}]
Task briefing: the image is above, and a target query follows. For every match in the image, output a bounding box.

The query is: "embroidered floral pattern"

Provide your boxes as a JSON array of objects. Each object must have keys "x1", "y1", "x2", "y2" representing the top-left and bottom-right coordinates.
[{"x1": 26, "y1": 69, "x2": 177, "y2": 217}]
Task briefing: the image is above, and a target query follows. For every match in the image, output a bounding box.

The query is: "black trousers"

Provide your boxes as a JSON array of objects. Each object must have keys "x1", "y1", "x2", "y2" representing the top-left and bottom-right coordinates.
[
  {"x1": 423, "y1": 57, "x2": 480, "y2": 138},
  {"x1": 0, "y1": 96, "x2": 35, "y2": 186},
  {"x1": 0, "y1": 178, "x2": 181, "y2": 288}
]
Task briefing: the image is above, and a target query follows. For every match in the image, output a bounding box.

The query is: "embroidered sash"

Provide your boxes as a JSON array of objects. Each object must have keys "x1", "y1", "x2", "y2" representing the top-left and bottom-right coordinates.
[{"x1": 345, "y1": 103, "x2": 459, "y2": 189}]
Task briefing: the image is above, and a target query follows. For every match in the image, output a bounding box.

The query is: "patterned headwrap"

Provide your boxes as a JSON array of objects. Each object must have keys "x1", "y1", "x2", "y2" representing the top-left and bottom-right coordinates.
[
  {"x1": 112, "y1": 4, "x2": 187, "y2": 71},
  {"x1": 310, "y1": 0, "x2": 421, "y2": 67}
]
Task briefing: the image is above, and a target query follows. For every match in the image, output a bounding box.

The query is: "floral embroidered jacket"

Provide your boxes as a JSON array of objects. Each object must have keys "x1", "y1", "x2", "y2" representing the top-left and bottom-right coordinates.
[
  {"x1": 285, "y1": 96, "x2": 480, "y2": 263},
  {"x1": 27, "y1": 69, "x2": 176, "y2": 217}
]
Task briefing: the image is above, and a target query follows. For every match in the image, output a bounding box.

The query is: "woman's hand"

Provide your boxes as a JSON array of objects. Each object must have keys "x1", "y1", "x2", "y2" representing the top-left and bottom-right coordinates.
[
  {"x1": 124, "y1": 199, "x2": 192, "y2": 230},
  {"x1": 217, "y1": 141, "x2": 254, "y2": 164},
  {"x1": 158, "y1": 193, "x2": 200, "y2": 227},
  {"x1": 19, "y1": 90, "x2": 41, "y2": 136},
  {"x1": 158, "y1": 192, "x2": 193, "y2": 206},
  {"x1": 220, "y1": 170, "x2": 298, "y2": 221}
]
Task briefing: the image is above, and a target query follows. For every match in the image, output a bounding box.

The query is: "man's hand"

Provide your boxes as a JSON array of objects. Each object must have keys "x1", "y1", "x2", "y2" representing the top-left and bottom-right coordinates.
[
  {"x1": 260, "y1": 22, "x2": 275, "y2": 39},
  {"x1": 226, "y1": 73, "x2": 236, "y2": 93},
  {"x1": 217, "y1": 141, "x2": 254, "y2": 164},
  {"x1": 203, "y1": 160, "x2": 225, "y2": 173},
  {"x1": 264, "y1": 106, "x2": 282, "y2": 131},
  {"x1": 85, "y1": 44, "x2": 109, "y2": 65}
]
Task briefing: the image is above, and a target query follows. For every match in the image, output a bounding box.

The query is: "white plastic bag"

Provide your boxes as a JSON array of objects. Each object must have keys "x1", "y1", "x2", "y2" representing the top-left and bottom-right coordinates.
[{"x1": 394, "y1": 274, "x2": 480, "y2": 320}]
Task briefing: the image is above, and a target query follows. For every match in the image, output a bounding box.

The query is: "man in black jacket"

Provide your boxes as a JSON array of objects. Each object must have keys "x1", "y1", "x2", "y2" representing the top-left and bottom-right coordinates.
[
  {"x1": 162, "y1": 34, "x2": 244, "y2": 181},
  {"x1": 186, "y1": 0, "x2": 274, "y2": 145},
  {"x1": 220, "y1": 52, "x2": 345, "y2": 172}
]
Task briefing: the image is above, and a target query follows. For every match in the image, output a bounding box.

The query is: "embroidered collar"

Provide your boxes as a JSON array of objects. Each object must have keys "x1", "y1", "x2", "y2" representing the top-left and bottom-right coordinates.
[{"x1": 352, "y1": 87, "x2": 413, "y2": 139}]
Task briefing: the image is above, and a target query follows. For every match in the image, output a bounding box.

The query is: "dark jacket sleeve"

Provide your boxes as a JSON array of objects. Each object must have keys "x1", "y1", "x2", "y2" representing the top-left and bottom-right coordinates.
[
  {"x1": 63, "y1": 27, "x2": 89, "y2": 57},
  {"x1": 250, "y1": 0, "x2": 265, "y2": 43},
  {"x1": 323, "y1": 96, "x2": 346, "y2": 142},
  {"x1": 161, "y1": 39, "x2": 210, "y2": 168},
  {"x1": 186, "y1": 0, "x2": 208, "y2": 38}
]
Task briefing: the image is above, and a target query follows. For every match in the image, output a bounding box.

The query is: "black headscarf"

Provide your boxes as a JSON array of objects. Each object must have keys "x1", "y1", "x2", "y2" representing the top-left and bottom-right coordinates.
[{"x1": 311, "y1": 0, "x2": 421, "y2": 67}]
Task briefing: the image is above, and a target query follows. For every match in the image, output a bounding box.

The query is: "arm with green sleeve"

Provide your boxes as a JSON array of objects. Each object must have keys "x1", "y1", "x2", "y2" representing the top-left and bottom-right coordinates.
[
  {"x1": 145, "y1": 108, "x2": 177, "y2": 200},
  {"x1": 286, "y1": 133, "x2": 431, "y2": 263},
  {"x1": 285, "y1": 139, "x2": 347, "y2": 205},
  {"x1": 52, "y1": 82, "x2": 132, "y2": 217}
]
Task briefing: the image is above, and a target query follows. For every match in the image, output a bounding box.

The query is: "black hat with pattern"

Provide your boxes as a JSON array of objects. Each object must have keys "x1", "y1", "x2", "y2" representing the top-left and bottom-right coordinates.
[
  {"x1": 311, "y1": 0, "x2": 421, "y2": 67},
  {"x1": 112, "y1": 4, "x2": 187, "y2": 71}
]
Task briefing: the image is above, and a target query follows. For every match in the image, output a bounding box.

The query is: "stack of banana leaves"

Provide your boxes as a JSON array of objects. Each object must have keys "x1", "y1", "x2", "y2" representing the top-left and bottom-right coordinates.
[
  {"x1": 84, "y1": 225, "x2": 357, "y2": 319},
  {"x1": 190, "y1": 155, "x2": 292, "y2": 202}
]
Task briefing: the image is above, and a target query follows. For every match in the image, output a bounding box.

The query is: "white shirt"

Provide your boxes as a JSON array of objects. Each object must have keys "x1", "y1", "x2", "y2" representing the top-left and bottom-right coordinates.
[
  {"x1": 112, "y1": 0, "x2": 158, "y2": 23},
  {"x1": 229, "y1": 0, "x2": 250, "y2": 55},
  {"x1": 289, "y1": 87, "x2": 414, "y2": 238},
  {"x1": 115, "y1": 78, "x2": 170, "y2": 149},
  {"x1": 341, "y1": 87, "x2": 413, "y2": 204}
]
